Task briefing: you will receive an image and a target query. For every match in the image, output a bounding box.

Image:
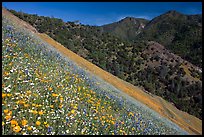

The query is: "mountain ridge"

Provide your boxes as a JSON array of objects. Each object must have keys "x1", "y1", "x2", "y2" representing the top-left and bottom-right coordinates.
[
  {"x1": 100, "y1": 10, "x2": 202, "y2": 68},
  {"x1": 136, "y1": 10, "x2": 202, "y2": 68},
  {"x1": 101, "y1": 16, "x2": 148, "y2": 40}
]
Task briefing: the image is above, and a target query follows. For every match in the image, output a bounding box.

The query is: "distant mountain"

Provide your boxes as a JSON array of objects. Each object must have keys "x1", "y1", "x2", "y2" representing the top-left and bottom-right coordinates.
[
  {"x1": 100, "y1": 11, "x2": 202, "y2": 68},
  {"x1": 136, "y1": 10, "x2": 202, "y2": 67},
  {"x1": 101, "y1": 17, "x2": 149, "y2": 41}
]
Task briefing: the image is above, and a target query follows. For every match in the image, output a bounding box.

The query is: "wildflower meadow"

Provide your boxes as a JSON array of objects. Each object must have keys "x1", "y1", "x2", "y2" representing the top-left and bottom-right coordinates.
[{"x1": 2, "y1": 14, "x2": 188, "y2": 135}]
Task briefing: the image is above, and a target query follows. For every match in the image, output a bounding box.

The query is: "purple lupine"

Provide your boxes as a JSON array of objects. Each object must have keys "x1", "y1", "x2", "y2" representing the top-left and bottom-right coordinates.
[
  {"x1": 115, "y1": 122, "x2": 119, "y2": 128},
  {"x1": 114, "y1": 129, "x2": 117, "y2": 135},
  {"x1": 25, "y1": 69, "x2": 28, "y2": 75},
  {"x1": 48, "y1": 127, "x2": 53, "y2": 133},
  {"x1": 66, "y1": 117, "x2": 69, "y2": 123},
  {"x1": 6, "y1": 25, "x2": 13, "y2": 31}
]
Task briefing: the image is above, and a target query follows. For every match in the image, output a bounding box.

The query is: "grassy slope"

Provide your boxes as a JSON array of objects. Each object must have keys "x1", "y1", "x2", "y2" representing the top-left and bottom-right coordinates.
[
  {"x1": 38, "y1": 16, "x2": 202, "y2": 136},
  {"x1": 2, "y1": 8, "x2": 202, "y2": 135},
  {"x1": 8, "y1": 9, "x2": 202, "y2": 120}
]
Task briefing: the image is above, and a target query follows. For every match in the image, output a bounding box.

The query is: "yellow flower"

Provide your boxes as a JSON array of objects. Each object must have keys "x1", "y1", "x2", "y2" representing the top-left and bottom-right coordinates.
[
  {"x1": 16, "y1": 100, "x2": 20, "y2": 104},
  {"x1": 71, "y1": 110, "x2": 75, "y2": 114},
  {"x1": 78, "y1": 86, "x2": 81, "y2": 91},
  {"x1": 11, "y1": 124, "x2": 16, "y2": 128},
  {"x1": 59, "y1": 104, "x2": 63, "y2": 108},
  {"x1": 52, "y1": 93, "x2": 58, "y2": 97},
  {"x1": 34, "y1": 93, "x2": 38, "y2": 97},
  {"x1": 26, "y1": 90, "x2": 32, "y2": 95},
  {"x1": 38, "y1": 111, "x2": 44, "y2": 115},
  {"x1": 45, "y1": 124, "x2": 49, "y2": 128},
  {"x1": 24, "y1": 53, "x2": 29, "y2": 58},
  {"x1": 132, "y1": 127, "x2": 135, "y2": 131},
  {"x1": 5, "y1": 115, "x2": 11, "y2": 121},
  {"x1": 36, "y1": 121, "x2": 41, "y2": 126},
  {"x1": 27, "y1": 126, "x2": 32, "y2": 131},
  {"x1": 21, "y1": 119, "x2": 28, "y2": 126},
  {"x1": 4, "y1": 109, "x2": 9, "y2": 114},
  {"x1": 44, "y1": 122, "x2": 47, "y2": 125},
  {"x1": 2, "y1": 93, "x2": 6, "y2": 98},
  {"x1": 24, "y1": 104, "x2": 30, "y2": 108},
  {"x1": 19, "y1": 100, "x2": 25, "y2": 105},
  {"x1": 13, "y1": 125, "x2": 21, "y2": 133},
  {"x1": 111, "y1": 121, "x2": 115, "y2": 125},
  {"x1": 4, "y1": 71, "x2": 9, "y2": 76},
  {"x1": 73, "y1": 105, "x2": 77, "y2": 109},
  {"x1": 94, "y1": 117, "x2": 98, "y2": 120},
  {"x1": 10, "y1": 119, "x2": 18, "y2": 125},
  {"x1": 8, "y1": 111, "x2": 12, "y2": 116},
  {"x1": 2, "y1": 122, "x2": 5, "y2": 126},
  {"x1": 129, "y1": 112, "x2": 133, "y2": 116},
  {"x1": 60, "y1": 97, "x2": 63, "y2": 101},
  {"x1": 33, "y1": 110, "x2": 38, "y2": 114},
  {"x1": 49, "y1": 87, "x2": 53, "y2": 91},
  {"x1": 31, "y1": 110, "x2": 38, "y2": 115},
  {"x1": 6, "y1": 94, "x2": 12, "y2": 97},
  {"x1": 9, "y1": 62, "x2": 13, "y2": 66},
  {"x1": 50, "y1": 105, "x2": 54, "y2": 108}
]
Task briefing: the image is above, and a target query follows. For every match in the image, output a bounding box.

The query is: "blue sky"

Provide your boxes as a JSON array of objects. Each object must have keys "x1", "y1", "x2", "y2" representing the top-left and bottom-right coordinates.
[{"x1": 2, "y1": 2, "x2": 202, "y2": 26}]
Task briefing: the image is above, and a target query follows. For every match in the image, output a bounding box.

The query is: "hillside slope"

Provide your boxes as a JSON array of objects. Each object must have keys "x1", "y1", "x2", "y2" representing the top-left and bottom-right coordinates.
[
  {"x1": 8, "y1": 10, "x2": 202, "y2": 119},
  {"x1": 8, "y1": 9, "x2": 202, "y2": 120},
  {"x1": 2, "y1": 8, "x2": 202, "y2": 135},
  {"x1": 38, "y1": 28, "x2": 202, "y2": 136},
  {"x1": 136, "y1": 10, "x2": 202, "y2": 67},
  {"x1": 2, "y1": 7, "x2": 188, "y2": 136}
]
